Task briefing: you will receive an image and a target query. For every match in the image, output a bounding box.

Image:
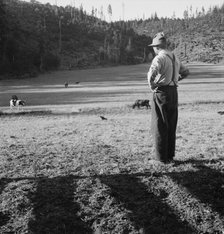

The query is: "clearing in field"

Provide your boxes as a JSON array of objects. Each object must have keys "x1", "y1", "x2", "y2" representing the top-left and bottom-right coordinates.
[{"x1": 0, "y1": 63, "x2": 224, "y2": 233}]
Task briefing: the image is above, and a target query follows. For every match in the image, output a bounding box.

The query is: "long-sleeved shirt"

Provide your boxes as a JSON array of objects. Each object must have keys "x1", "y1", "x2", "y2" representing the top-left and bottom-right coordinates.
[{"x1": 147, "y1": 49, "x2": 189, "y2": 91}]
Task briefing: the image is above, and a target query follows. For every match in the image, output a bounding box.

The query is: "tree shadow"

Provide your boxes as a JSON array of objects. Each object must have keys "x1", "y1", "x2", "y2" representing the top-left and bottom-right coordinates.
[
  {"x1": 169, "y1": 159, "x2": 224, "y2": 217},
  {"x1": 100, "y1": 174, "x2": 195, "y2": 234},
  {"x1": 0, "y1": 178, "x2": 8, "y2": 195},
  {"x1": 0, "y1": 178, "x2": 10, "y2": 227},
  {"x1": 27, "y1": 176, "x2": 92, "y2": 234},
  {"x1": 0, "y1": 212, "x2": 10, "y2": 227},
  {"x1": 0, "y1": 176, "x2": 92, "y2": 233},
  {"x1": 1, "y1": 158, "x2": 223, "y2": 233}
]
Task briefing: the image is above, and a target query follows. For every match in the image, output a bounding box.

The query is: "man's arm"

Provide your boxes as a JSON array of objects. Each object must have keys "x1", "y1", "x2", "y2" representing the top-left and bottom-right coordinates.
[
  {"x1": 147, "y1": 68, "x2": 158, "y2": 90},
  {"x1": 147, "y1": 57, "x2": 160, "y2": 90}
]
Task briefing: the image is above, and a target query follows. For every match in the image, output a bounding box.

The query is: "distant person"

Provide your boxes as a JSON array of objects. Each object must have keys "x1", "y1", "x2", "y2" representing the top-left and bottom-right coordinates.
[{"x1": 147, "y1": 32, "x2": 189, "y2": 163}]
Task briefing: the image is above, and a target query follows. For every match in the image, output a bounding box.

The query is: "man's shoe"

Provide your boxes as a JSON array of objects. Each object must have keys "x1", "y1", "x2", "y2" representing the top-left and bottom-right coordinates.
[{"x1": 165, "y1": 159, "x2": 175, "y2": 164}]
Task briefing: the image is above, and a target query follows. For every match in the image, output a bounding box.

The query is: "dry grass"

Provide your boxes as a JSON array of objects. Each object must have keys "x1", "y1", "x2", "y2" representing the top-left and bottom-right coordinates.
[
  {"x1": 0, "y1": 103, "x2": 224, "y2": 233},
  {"x1": 0, "y1": 63, "x2": 224, "y2": 233}
]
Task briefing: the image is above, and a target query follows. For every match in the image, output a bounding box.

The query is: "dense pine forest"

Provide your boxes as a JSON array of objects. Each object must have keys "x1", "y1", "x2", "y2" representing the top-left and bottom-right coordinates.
[{"x1": 0, "y1": 0, "x2": 224, "y2": 77}]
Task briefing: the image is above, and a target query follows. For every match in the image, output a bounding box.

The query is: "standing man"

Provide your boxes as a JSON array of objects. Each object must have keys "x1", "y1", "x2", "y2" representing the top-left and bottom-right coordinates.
[{"x1": 147, "y1": 32, "x2": 189, "y2": 163}]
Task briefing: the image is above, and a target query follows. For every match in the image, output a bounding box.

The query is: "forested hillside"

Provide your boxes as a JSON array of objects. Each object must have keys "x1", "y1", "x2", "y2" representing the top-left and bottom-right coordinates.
[
  {"x1": 0, "y1": 0, "x2": 152, "y2": 77},
  {"x1": 0, "y1": 0, "x2": 224, "y2": 78},
  {"x1": 133, "y1": 5, "x2": 224, "y2": 63}
]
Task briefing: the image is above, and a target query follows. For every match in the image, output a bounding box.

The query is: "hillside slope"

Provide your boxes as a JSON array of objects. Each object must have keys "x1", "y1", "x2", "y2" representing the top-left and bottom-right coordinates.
[
  {"x1": 132, "y1": 6, "x2": 224, "y2": 63},
  {"x1": 1, "y1": 0, "x2": 224, "y2": 78},
  {"x1": 0, "y1": 0, "x2": 152, "y2": 77}
]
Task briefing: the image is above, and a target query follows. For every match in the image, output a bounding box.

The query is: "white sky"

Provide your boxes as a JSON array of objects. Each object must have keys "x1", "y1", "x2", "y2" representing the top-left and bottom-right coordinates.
[{"x1": 22, "y1": 0, "x2": 224, "y2": 21}]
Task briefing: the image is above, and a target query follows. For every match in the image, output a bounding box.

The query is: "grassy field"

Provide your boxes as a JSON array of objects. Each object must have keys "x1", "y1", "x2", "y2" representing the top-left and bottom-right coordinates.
[{"x1": 0, "y1": 63, "x2": 224, "y2": 233}]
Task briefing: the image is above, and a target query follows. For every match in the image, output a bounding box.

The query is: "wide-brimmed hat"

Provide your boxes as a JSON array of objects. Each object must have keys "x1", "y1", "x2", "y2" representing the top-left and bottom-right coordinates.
[{"x1": 148, "y1": 32, "x2": 166, "y2": 47}]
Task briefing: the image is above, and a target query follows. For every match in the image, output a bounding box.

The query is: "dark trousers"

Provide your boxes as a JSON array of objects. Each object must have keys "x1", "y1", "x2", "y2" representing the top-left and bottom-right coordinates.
[{"x1": 151, "y1": 86, "x2": 178, "y2": 162}]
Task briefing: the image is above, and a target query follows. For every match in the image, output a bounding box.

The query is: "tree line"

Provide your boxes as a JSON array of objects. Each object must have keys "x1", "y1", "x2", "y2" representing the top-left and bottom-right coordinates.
[
  {"x1": 0, "y1": 0, "x2": 153, "y2": 77},
  {"x1": 0, "y1": 0, "x2": 224, "y2": 78},
  {"x1": 134, "y1": 4, "x2": 224, "y2": 63}
]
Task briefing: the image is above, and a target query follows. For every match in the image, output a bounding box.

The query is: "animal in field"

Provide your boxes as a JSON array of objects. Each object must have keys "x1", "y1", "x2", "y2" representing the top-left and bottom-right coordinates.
[
  {"x1": 10, "y1": 98, "x2": 25, "y2": 110},
  {"x1": 10, "y1": 95, "x2": 18, "y2": 109},
  {"x1": 64, "y1": 82, "x2": 68, "y2": 88},
  {"x1": 218, "y1": 111, "x2": 224, "y2": 115},
  {"x1": 100, "y1": 116, "x2": 107, "y2": 120},
  {"x1": 132, "y1": 99, "x2": 150, "y2": 109}
]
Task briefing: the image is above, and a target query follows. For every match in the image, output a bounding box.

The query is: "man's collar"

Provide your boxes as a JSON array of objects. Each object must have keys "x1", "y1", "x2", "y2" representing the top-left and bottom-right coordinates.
[{"x1": 158, "y1": 49, "x2": 168, "y2": 55}]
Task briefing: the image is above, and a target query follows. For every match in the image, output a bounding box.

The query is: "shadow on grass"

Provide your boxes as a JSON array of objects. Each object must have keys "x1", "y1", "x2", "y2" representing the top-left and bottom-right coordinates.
[
  {"x1": 100, "y1": 174, "x2": 195, "y2": 233},
  {"x1": 0, "y1": 212, "x2": 10, "y2": 227},
  {"x1": 27, "y1": 176, "x2": 92, "y2": 234},
  {"x1": 0, "y1": 179, "x2": 11, "y2": 227},
  {"x1": 0, "y1": 158, "x2": 223, "y2": 233},
  {"x1": 0, "y1": 110, "x2": 81, "y2": 117},
  {"x1": 0, "y1": 110, "x2": 53, "y2": 117},
  {"x1": 0, "y1": 176, "x2": 91, "y2": 233},
  {"x1": 169, "y1": 159, "x2": 224, "y2": 217}
]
